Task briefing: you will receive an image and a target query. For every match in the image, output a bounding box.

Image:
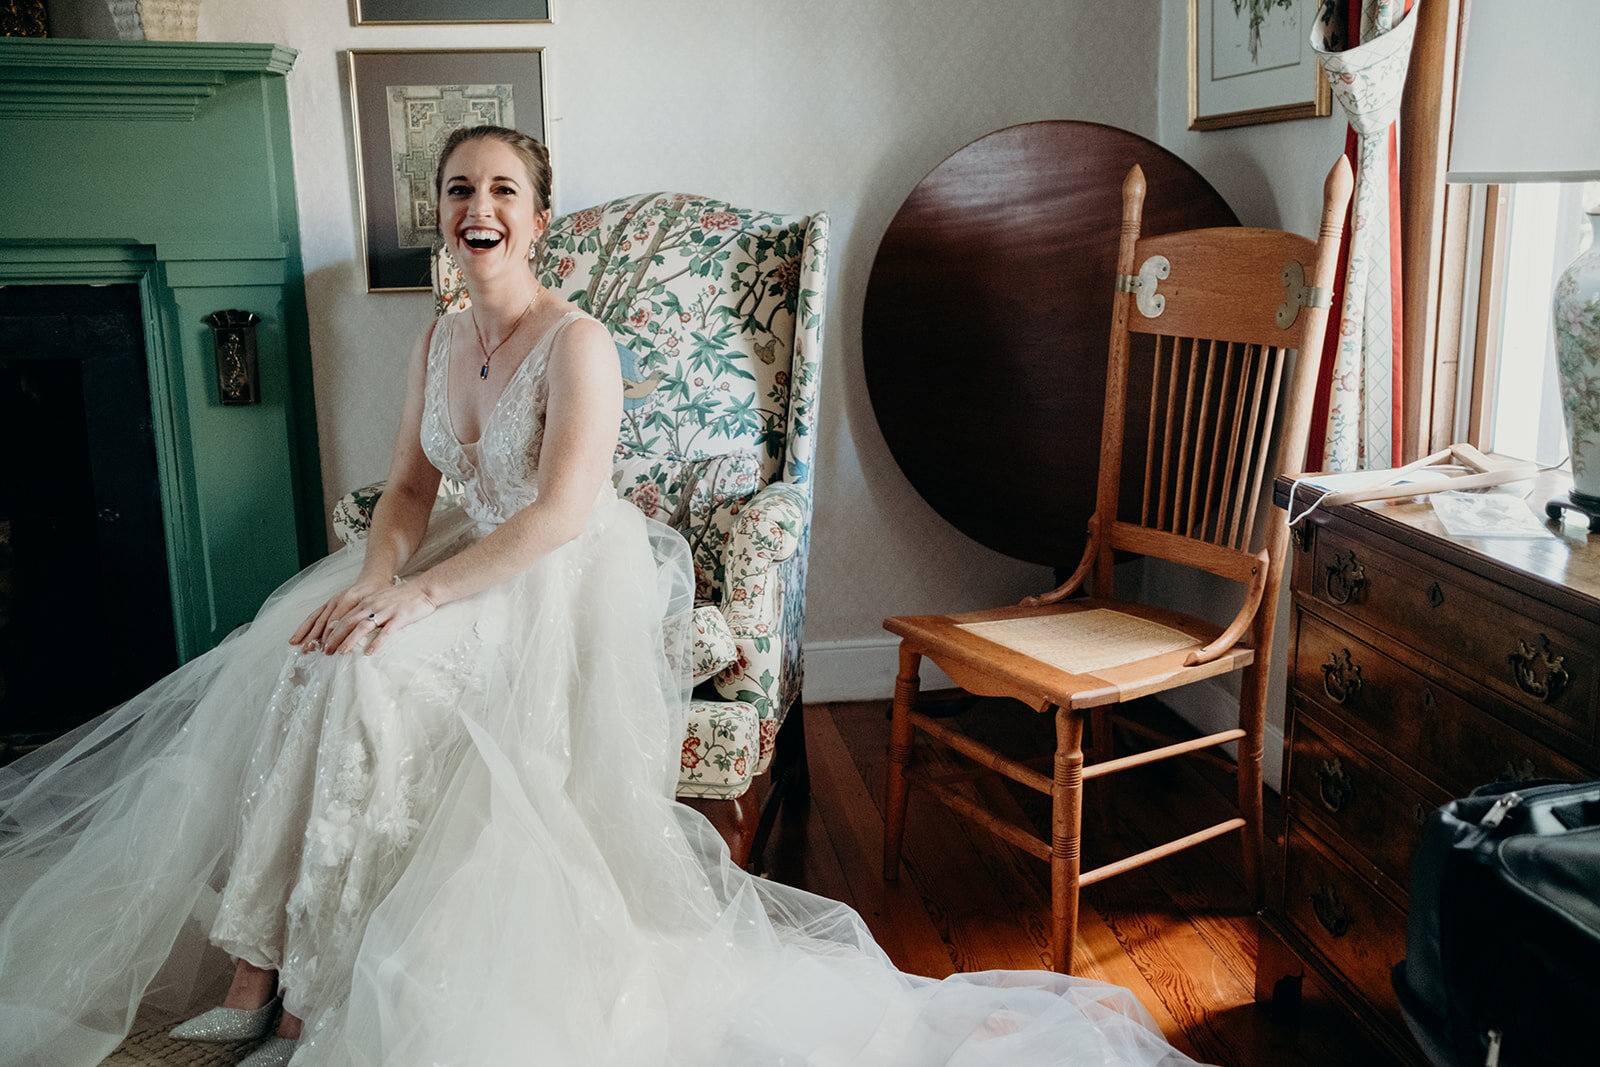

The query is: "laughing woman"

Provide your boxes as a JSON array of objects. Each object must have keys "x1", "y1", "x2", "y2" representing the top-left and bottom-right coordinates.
[{"x1": 0, "y1": 127, "x2": 1202, "y2": 1067}]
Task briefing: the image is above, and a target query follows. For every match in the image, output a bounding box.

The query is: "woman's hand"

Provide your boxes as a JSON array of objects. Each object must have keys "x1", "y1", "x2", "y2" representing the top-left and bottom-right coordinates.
[{"x1": 290, "y1": 578, "x2": 438, "y2": 657}]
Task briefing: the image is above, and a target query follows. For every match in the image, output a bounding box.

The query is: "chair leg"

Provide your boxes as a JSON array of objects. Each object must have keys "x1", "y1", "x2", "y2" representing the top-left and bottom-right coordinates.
[
  {"x1": 882, "y1": 645, "x2": 920, "y2": 881},
  {"x1": 1237, "y1": 661, "x2": 1268, "y2": 908},
  {"x1": 1051, "y1": 703, "x2": 1085, "y2": 974},
  {"x1": 745, "y1": 697, "x2": 807, "y2": 875}
]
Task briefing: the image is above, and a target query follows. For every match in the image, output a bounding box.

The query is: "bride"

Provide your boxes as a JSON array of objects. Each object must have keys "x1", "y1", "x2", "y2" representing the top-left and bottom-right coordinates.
[{"x1": 0, "y1": 126, "x2": 1202, "y2": 1067}]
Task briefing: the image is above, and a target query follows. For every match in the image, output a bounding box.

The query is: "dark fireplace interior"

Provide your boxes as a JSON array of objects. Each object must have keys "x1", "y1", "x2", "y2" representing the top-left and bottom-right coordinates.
[{"x1": 0, "y1": 284, "x2": 178, "y2": 755}]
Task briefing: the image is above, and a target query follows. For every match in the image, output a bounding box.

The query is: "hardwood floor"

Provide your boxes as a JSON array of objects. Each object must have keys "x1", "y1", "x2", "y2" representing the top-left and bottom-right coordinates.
[{"x1": 757, "y1": 697, "x2": 1409, "y2": 1067}]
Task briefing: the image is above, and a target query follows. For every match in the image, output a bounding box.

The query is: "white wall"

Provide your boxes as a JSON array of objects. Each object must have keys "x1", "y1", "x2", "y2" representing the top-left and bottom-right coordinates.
[
  {"x1": 194, "y1": 0, "x2": 1166, "y2": 699},
  {"x1": 187, "y1": 0, "x2": 1346, "y2": 719}
]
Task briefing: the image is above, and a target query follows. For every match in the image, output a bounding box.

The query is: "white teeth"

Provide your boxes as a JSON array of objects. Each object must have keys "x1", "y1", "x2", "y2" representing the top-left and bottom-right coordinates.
[{"x1": 463, "y1": 228, "x2": 504, "y2": 249}]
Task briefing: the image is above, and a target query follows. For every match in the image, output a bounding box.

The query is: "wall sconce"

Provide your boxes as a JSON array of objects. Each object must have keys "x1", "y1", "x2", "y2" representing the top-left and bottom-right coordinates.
[{"x1": 204, "y1": 310, "x2": 261, "y2": 406}]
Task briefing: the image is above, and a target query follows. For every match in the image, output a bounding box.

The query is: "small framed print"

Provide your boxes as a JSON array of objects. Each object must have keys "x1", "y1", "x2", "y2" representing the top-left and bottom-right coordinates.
[
  {"x1": 346, "y1": 48, "x2": 548, "y2": 293},
  {"x1": 1188, "y1": 0, "x2": 1332, "y2": 131},
  {"x1": 351, "y1": 0, "x2": 551, "y2": 26}
]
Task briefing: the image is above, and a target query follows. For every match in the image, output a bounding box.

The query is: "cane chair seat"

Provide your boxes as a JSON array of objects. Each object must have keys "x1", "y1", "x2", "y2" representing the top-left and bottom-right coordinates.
[{"x1": 888, "y1": 602, "x2": 1251, "y2": 709}]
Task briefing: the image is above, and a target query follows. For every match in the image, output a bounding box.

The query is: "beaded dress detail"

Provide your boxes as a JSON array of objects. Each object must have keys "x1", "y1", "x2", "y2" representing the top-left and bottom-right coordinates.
[{"x1": 421, "y1": 310, "x2": 587, "y2": 526}]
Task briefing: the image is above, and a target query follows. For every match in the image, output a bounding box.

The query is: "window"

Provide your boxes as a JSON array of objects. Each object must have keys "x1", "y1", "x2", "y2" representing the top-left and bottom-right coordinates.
[{"x1": 1460, "y1": 181, "x2": 1598, "y2": 467}]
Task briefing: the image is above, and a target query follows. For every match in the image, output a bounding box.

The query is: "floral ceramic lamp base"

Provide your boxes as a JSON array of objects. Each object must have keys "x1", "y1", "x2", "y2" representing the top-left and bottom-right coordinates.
[{"x1": 1551, "y1": 209, "x2": 1600, "y2": 530}]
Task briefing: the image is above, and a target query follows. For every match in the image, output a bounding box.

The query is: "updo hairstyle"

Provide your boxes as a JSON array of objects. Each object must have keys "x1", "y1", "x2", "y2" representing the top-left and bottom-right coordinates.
[{"x1": 433, "y1": 125, "x2": 553, "y2": 216}]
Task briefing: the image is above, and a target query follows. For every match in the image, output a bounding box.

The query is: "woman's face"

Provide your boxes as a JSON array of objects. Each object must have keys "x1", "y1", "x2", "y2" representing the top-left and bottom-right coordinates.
[{"x1": 436, "y1": 138, "x2": 551, "y2": 282}]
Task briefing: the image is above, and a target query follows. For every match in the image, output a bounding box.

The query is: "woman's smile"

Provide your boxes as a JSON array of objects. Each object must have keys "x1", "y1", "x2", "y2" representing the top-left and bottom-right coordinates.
[{"x1": 438, "y1": 137, "x2": 545, "y2": 272}]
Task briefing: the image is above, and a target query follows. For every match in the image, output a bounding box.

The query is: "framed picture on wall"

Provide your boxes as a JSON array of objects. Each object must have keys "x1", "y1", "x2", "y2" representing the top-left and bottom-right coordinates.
[
  {"x1": 1188, "y1": 0, "x2": 1332, "y2": 130},
  {"x1": 351, "y1": 0, "x2": 551, "y2": 25},
  {"x1": 346, "y1": 48, "x2": 548, "y2": 293}
]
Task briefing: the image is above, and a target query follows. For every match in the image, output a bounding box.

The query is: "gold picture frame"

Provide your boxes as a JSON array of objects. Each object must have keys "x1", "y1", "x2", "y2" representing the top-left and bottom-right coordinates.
[
  {"x1": 1188, "y1": 0, "x2": 1332, "y2": 131},
  {"x1": 351, "y1": 0, "x2": 551, "y2": 26},
  {"x1": 346, "y1": 48, "x2": 548, "y2": 293}
]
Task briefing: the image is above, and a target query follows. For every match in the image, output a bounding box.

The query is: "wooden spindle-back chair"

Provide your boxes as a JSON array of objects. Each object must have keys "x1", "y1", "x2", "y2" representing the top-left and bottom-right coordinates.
[{"x1": 882, "y1": 158, "x2": 1353, "y2": 974}]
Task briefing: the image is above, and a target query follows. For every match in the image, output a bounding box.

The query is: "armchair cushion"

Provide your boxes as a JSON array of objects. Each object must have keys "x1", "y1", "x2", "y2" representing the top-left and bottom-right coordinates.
[
  {"x1": 611, "y1": 447, "x2": 761, "y2": 601},
  {"x1": 677, "y1": 698, "x2": 759, "y2": 798}
]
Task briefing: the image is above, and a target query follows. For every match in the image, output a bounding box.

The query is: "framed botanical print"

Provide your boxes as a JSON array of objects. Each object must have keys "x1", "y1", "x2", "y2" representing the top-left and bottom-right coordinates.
[
  {"x1": 351, "y1": 0, "x2": 551, "y2": 25},
  {"x1": 346, "y1": 48, "x2": 548, "y2": 292},
  {"x1": 1188, "y1": 0, "x2": 1332, "y2": 130}
]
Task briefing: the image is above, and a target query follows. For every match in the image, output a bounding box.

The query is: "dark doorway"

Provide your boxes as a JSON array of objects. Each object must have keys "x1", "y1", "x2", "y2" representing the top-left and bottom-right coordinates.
[{"x1": 0, "y1": 284, "x2": 178, "y2": 757}]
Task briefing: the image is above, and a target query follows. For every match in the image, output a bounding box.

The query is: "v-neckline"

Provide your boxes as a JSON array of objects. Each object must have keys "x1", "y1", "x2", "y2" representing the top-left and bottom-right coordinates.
[{"x1": 444, "y1": 310, "x2": 566, "y2": 449}]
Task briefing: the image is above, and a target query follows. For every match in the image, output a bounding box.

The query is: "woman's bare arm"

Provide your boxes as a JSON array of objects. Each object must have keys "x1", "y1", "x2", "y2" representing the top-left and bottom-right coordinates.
[
  {"x1": 356, "y1": 325, "x2": 445, "y2": 584},
  {"x1": 290, "y1": 324, "x2": 442, "y2": 648}
]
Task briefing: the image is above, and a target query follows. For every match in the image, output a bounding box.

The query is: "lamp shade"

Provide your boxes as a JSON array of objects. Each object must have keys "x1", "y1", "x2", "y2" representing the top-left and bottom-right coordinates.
[{"x1": 1447, "y1": 0, "x2": 1600, "y2": 183}]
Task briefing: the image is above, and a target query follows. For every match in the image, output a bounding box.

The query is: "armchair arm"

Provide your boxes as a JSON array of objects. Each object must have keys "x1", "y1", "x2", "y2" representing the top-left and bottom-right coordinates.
[
  {"x1": 331, "y1": 480, "x2": 388, "y2": 547},
  {"x1": 711, "y1": 481, "x2": 810, "y2": 772},
  {"x1": 721, "y1": 482, "x2": 808, "y2": 604},
  {"x1": 330, "y1": 477, "x2": 466, "y2": 548}
]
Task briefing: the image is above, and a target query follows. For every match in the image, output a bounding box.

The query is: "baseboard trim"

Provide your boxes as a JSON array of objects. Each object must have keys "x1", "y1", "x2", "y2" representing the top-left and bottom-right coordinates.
[
  {"x1": 803, "y1": 637, "x2": 953, "y2": 702},
  {"x1": 804, "y1": 639, "x2": 1283, "y2": 790}
]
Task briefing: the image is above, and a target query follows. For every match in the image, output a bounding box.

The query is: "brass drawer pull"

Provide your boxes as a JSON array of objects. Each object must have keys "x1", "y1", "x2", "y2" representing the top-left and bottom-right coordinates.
[
  {"x1": 1421, "y1": 688, "x2": 1437, "y2": 714},
  {"x1": 1324, "y1": 550, "x2": 1367, "y2": 606},
  {"x1": 1413, "y1": 803, "x2": 1430, "y2": 826},
  {"x1": 1508, "y1": 634, "x2": 1569, "y2": 703},
  {"x1": 1312, "y1": 883, "x2": 1352, "y2": 937},
  {"x1": 1321, "y1": 649, "x2": 1363, "y2": 705},
  {"x1": 1317, "y1": 758, "x2": 1355, "y2": 814},
  {"x1": 1426, "y1": 581, "x2": 1444, "y2": 609}
]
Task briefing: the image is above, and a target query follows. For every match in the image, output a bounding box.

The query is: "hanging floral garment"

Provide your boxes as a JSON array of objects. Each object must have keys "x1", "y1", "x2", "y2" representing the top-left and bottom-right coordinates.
[{"x1": 1311, "y1": 0, "x2": 1418, "y2": 470}]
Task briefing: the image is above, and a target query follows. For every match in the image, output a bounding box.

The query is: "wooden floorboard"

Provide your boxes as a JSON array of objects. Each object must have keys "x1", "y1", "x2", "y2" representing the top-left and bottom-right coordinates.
[{"x1": 755, "y1": 697, "x2": 1411, "y2": 1067}]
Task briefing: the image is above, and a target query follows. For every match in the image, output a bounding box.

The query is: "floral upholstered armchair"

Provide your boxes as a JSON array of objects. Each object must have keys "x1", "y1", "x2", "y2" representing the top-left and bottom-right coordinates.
[{"x1": 333, "y1": 193, "x2": 828, "y2": 809}]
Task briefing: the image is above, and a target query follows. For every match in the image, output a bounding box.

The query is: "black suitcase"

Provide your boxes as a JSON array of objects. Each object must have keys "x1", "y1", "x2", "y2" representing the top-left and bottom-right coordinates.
[{"x1": 1392, "y1": 779, "x2": 1600, "y2": 1067}]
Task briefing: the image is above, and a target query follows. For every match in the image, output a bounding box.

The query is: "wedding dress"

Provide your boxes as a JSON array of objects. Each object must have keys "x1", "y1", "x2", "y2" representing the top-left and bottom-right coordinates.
[{"x1": 0, "y1": 307, "x2": 1203, "y2": 1067}]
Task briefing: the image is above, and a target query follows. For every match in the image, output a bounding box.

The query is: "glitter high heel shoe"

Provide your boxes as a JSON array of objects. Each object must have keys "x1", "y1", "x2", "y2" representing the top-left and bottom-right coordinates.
[
  {"x1": 237, "y1": 1036, "x2": 297, "y2": 1067},
  {"x1": 168, "y1": 996, "x2": 280, "y2": 1042}
]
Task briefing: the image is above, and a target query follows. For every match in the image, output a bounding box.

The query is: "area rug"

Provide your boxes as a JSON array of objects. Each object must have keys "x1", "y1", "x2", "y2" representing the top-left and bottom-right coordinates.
[{"x1": 101, "y1": 1024, "x2": 259, "y2": 1066}]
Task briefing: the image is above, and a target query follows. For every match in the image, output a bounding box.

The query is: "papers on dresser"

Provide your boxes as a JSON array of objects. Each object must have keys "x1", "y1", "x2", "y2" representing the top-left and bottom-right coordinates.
[{"x1": 1430, "y1": 491, "x2": 1557, "y2": 539}]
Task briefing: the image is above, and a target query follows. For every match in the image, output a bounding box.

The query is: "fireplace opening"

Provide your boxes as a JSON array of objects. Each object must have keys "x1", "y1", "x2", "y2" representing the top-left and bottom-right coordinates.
[{"x1": 0, "y1": 283, "x2": 178, "y2": 758}]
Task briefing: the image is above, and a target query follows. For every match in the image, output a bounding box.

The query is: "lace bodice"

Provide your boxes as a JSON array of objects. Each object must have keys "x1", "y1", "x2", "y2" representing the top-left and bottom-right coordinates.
[{"x1": 420, "y1": 308, "x2": 588, "y2": 525}]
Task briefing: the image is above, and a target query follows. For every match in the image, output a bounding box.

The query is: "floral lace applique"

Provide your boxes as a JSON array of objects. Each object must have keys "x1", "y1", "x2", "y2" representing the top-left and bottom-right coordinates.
[{"x1": 419, "y1": 310, "x2": 588, "y2": 525}]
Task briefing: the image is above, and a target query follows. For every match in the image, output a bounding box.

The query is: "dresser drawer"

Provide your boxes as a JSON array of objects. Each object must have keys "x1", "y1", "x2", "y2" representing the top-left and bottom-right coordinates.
[
  {"x1": 1287, "y1": 708, "x2": 1444, "y2": 895},
  {"x1": 1283, "y1": 821, "x2": 1408, "y2": 1034},
  {"x1": 1292, "y1": 610, "x2": 1590, "y2": 795},
  {"x1": 1307, "y1": 526, "x2": 1597, "y2": 742}
]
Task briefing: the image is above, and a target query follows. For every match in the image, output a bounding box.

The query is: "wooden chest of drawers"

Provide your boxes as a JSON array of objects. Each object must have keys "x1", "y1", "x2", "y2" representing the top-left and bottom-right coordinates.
[{"x1": 1257, "y1": 474, "x2": 1600, "y2": 1063}]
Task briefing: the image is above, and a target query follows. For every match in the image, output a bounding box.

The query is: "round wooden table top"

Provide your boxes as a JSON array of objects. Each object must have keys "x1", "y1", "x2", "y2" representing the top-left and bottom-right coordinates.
[{"x1": 863, "y1": 121, "x2": 1238, "y2": 568}]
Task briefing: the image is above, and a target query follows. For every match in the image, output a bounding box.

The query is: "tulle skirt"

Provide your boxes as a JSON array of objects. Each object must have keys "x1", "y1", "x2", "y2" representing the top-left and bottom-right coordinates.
[{"x1": 0, "y1": 496, "x2": 1202, "y2": 1066}]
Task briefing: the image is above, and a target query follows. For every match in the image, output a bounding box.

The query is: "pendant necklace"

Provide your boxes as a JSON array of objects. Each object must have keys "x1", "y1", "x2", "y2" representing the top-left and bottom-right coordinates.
[{"x1": 472, "y1": 290, "x2": 538, "y2": 381}]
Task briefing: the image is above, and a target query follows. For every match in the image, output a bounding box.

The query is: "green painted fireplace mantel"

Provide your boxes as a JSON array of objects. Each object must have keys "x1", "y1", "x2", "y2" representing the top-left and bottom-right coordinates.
[{"x1": 0, "y1": 38, "x2": 324, "y2": 661}]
